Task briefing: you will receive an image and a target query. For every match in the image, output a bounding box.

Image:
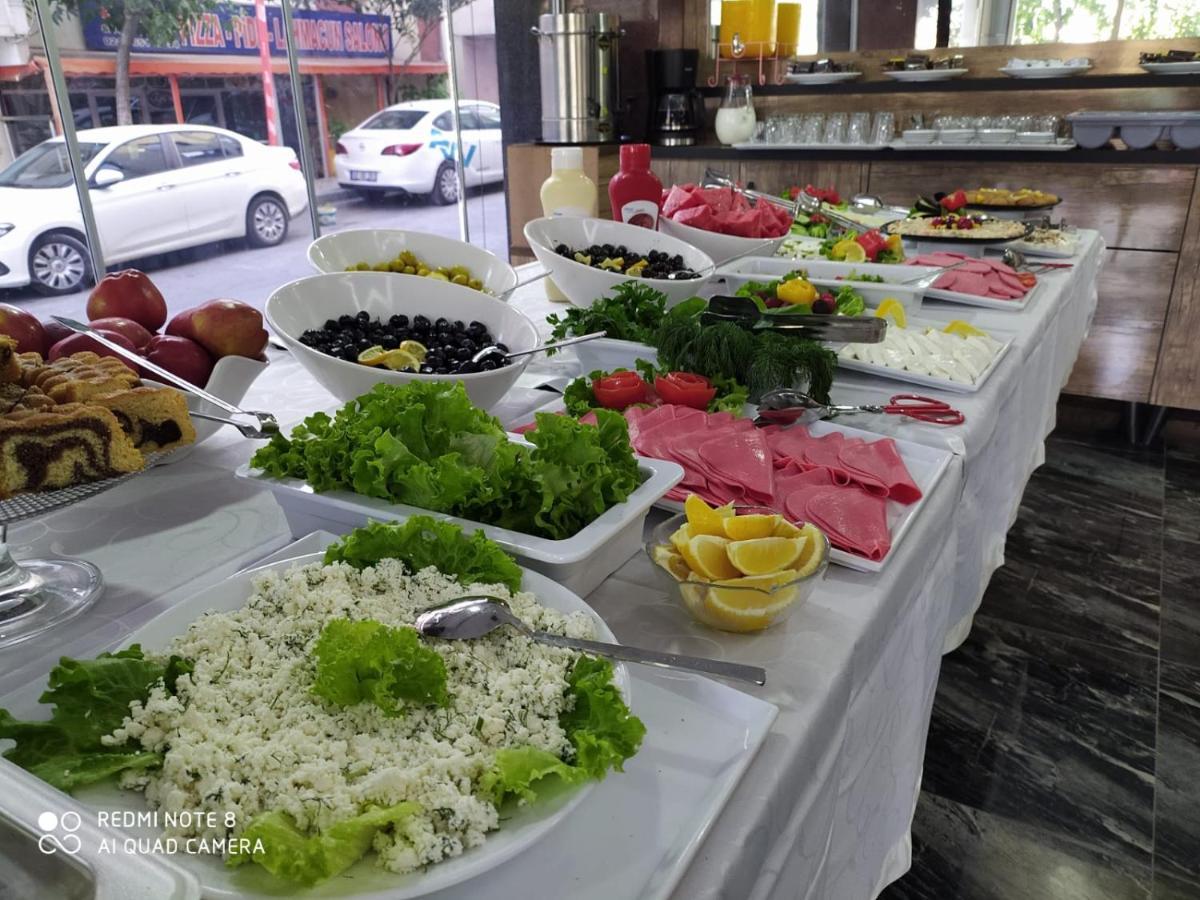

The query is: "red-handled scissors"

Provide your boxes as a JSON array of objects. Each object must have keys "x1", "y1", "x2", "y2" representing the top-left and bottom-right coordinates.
[{"x1": 879, "y1": 394, "x2": 965, "y2": 425}]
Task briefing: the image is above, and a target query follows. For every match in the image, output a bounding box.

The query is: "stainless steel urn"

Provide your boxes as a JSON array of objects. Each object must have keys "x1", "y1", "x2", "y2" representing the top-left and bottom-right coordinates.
[{"x1": 534, "y1": 10, "x2": 622, "y2": 143}]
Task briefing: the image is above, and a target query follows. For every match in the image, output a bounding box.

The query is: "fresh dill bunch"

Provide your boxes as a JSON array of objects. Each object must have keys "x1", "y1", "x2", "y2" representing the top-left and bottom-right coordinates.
[{"x1": 746, "y1": 333, "x2": 837, "y2": 403}]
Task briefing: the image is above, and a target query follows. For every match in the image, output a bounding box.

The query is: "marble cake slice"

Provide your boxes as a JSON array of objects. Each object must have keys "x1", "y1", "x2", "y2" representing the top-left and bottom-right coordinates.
[
  {"x1": 0, "y1": 403, "x2": 144, "y2": 499},
  {"x1": 93, "y1": 386, "x2": 197, "y2": 454}
]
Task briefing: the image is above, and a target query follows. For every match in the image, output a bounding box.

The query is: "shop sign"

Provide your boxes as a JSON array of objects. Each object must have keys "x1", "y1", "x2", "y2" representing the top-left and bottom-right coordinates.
[{"x1": 82, "y1": 4, "x2": 392, "y2": 59}]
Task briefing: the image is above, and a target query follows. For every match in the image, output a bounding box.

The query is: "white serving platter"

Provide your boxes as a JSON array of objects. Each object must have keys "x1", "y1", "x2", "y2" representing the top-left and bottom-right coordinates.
[
  {"x1": 888, "y1": 138, "x2": 1077, "y2": 151},
  {"x1": 656, "y1": 419, "x2": 954, "y2": 574},
  {"x1": 716, "y1": 257, "x2": 939, "y2": 311},
  {"x1": 733, "y1": 141, "x2": 890, "y2": 151},
  {"x1": 236, "y1": 439, "x2": 683, "y2": 598},
  {"x1": 782, "y1": 70, "x2": 862, "y2": 84},
  {"x1": 834, "y1": 316, "x2": 1016, "y2": 394},
  {"x1": 1005, "y1": 235, "x2": 1079, "y2": 259},
  {"x1": 1000, "y1": 63, "x2": 1092, "y2": 78},
  {"x1": 883, "y1": 67, "x2": 969, "y2": 81},
  {"x1": 922, "y1": 276, "x2": 1041, "y2": 312},
  {"x1": 1140, "y1": 61, "x2": 1200, "y2": 74}
]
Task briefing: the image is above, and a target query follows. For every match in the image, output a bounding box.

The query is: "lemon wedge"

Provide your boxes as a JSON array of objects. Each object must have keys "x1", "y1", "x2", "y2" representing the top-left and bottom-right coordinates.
[
  {"x1": 684, "y1": 494, "x2": 735, "y2": 536},
  {"x1": 793, "y1": 524, "x2": 827, "y2": 577},
  {"x1": 842, "y1": 242, "x2": 868, "y2": 263},
  {"x1": 651, "y1": 545, "x2": 691, "y2": 581},
  {"x1": 356, "y1": 345, "x2": 388, "y2": 366},
  {"x1": 874, "y1": 298, "x2": 907, "y2": 330},
  {"x1": 723, "y1": 513, "x2": 781, "y2": 541},
  {"x1": 726, "y1": 536, "x2": 804, "y2": 576},
  {"x1": 943, "y1": 320, "x2": 988, "y2": 338},
  {"x1": 669, "y1": 522, "x2": 693, "y2": 556},
  {"x1": 679, "y1": 534, "x2": 742, "y2": 581},
  {"x1": 698, "y1": 570, "x2": 802, "y2": 631},
  {"x1": 381, "y1": 349, "x2": 422, "y2": 372},
  {"x1": 399, "y1": 339, "x2": 428, "y2": 361}
]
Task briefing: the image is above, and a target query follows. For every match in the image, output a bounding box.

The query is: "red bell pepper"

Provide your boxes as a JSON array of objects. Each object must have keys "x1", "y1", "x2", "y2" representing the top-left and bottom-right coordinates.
[{"x1": 940, "y1": 189, "x2": 968, "y2": 212}]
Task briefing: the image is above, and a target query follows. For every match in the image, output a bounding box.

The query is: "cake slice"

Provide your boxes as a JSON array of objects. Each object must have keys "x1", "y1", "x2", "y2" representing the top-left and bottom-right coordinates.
[
  {"x1": 0, "y1": 382, "x2": 57, "y2": 414},
  {"x1": 0, "y1": 403, "x2": 144, "y2": 499},
  {"x1": 23, "y1": 352, "x2": 140, "y2": 403},
  {"x1": 93, "y1": 386, "x2": 197, "y2": 454}
]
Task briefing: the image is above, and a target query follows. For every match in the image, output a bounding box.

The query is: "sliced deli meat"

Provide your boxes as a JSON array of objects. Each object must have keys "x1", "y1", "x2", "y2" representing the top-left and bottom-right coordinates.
[
  {"x1": 838, "y1": 438, "x2": 922, "y2": 504},
  {"x1": 804, "y1": 487, "x2": 891, "y2": 561}
]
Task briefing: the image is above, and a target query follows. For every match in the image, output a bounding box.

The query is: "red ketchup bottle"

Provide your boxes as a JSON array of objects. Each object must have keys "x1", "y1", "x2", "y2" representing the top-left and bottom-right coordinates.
[{"x1": 608, "y1": 144, "x2": 663, "y2": 229}]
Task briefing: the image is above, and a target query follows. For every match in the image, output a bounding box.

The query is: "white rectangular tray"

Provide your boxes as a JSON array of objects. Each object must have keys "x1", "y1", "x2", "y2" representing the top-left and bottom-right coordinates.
[
  {"x1": 733, "y1": 141, "x2": 890, "y2": 151},
  {"x1": 889, "y1": 138, "x2": 1077, "y2": 151},
  {"x1": 656, "y1": 419, "x2": 955, "y2": 574},
  {"x1": 923, "y1": 277, "x2": 1041, "y2": 311},
  {"x1": 834, "y1": 316, "x2": 1017, "y2": 394},
  {"x1": 717, "y1": 257, "x2": 940, "y2": 311},
  {"x1": 1004, "y1": 237, "x2": 1079, "y2": 259},
  {"x1": 237, "y1": 444, "x2": 683, "y2": 598}
]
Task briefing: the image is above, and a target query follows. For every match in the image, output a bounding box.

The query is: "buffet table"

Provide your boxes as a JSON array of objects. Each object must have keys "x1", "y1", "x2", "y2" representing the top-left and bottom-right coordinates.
[{"x1": 0, "y1": 230, "x2": 1103, "y2": 900}]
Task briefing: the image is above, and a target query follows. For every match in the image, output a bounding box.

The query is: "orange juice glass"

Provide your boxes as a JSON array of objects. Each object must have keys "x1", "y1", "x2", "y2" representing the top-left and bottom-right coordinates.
[{"x1": 720, "y1": 0, "x2": 778, "y2": 59}]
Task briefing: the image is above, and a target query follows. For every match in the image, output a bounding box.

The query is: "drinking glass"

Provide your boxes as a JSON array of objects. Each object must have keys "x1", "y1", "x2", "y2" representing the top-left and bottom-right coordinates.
[
  {"x1": 822, "y1": 112, "x2": 847, "y2": 145},
  {"x1": 846, "y1": 112, "x2": 871, "y2": 145},
  {"x1": 871, "y1": 112, "x2": 896, "y2": 145},
  {"x1": 800, "y1": 113, "x2": 824, "y2": 144}
]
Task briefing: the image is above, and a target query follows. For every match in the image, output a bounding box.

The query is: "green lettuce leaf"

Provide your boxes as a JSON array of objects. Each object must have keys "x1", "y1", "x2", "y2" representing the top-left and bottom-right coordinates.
[
  {"x1": 312, "y1": 619, "x2": 450, "y2": 716},
  {"x1": 834, "y1": 285, "x2": 865, "y2": 317},
  {"x1": 560, "y1": 656, "x2": 646, "y2": 780},
  {"x1": 0, "y1": 645, "x2": 190, "y2": 790},
  {"x1": 479, "y1": 746, "x2": 585, "y2": 805},
  {"x1": 228, "y1": 802, "x2": 420, "y2": 886},
  {"x1": 324, "y1": 518, "x2": 522, "y2": 593}
]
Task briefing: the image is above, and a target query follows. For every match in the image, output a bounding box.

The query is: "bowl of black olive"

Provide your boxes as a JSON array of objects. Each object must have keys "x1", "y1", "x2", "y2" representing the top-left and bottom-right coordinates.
[
  {"x1": 266, "y1": 272, "x2": 540, "y2": 410},
  {"x1": 524, "y1": 216, "x2": 714, "y2": 309}
]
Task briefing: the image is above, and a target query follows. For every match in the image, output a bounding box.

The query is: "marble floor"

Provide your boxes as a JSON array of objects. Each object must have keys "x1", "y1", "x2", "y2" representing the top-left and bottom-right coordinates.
[{"x1": 881, "y1": 432, "x2": 1200, "y2": 900}]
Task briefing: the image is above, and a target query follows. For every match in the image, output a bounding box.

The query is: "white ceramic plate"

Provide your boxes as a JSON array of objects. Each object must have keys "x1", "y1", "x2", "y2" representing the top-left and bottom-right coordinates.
[
  {"x1": 1005, "y1": 236, "x2": 1079, "y2": 259},
  {"x1": 656, "y1": 418, "x2": 954, "y2": 574},
  {"x1": 923, "y1": 277, "x2": 1041, "y2": 312},
  {"x1": 65, "y1": 550, "x2": 627, "y2": 900},
  {"x1": 1140, "y1": 61, "x2": 1200, "y2": 74},
  {"x1": 782, "y1": 70, "x2": 862, "y2": 84},
  {"x1": 1000, "y1": 64, "x2": 1091, "y2": 78},
  {"x1": 883, "y1": 68, "x2": 968, "y2": 81},
  {"x1": 834, "y1": 316, "x2": 1016, "y2": 394}
]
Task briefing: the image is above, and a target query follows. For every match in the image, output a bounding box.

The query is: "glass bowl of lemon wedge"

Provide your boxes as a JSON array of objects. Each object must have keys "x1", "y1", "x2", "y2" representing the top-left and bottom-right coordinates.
[{"x1": 646, "y1": 494, "x2": 830, "y2": 633}]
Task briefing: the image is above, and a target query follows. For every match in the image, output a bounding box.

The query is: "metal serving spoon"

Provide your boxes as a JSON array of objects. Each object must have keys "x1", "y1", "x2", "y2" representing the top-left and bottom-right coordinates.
[
  {"x1": 414, "y1": 596, "x2": 767, "y2": 685},
  {"x1": 470, "y1": 330, "x2": 607, "y2": 365},
  {"x1": 1001, "y1": 248, "x2": 1074, "y2": 274}
]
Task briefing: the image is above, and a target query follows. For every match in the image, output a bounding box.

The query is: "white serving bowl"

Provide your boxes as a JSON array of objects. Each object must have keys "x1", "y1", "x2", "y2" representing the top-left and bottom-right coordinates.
[
  {"x1": 902, "y1": 128, "x2": 937, "y2": 144},
  {"x1": 265, "y1": 272, "x2": 539, "y2": 410},
  {"x1": 977, "y1": 128, "x2": 1016, "y2": 143},
  {"x1": 658, "y1": 215, "x2": 788, "y2": 267},
  {"x1": 523, "y1": 216, "x2": 713, "y2": 308},
  {"x1": 307, "y1": 229, "x2": 519, "y2": 298},
  {"x1": 573, "y1": 336, "x2": 659, "y2": 375},
  {"x1": 938, "y1": 128, "x2": 976, "y2": 144}
]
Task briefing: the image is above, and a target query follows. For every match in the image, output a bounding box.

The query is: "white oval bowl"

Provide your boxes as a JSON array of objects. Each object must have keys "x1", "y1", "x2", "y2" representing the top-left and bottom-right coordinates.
[
  {"x1": 658, "y1": 215, "x2": 787, "y2": 267},
  {"x1": 307, "y1": 229, "x2": 519, "y2": 298},
  {"x1": 266, "y1": 272, "x2": 539, "y2": 410},
  {"x1": 523, "y1": 216, "x2": 713, "y2": 308}
]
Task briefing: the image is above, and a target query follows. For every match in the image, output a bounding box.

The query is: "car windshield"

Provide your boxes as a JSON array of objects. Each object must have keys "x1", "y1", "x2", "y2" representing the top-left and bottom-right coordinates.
[
  {"x1": 362, "y1": 110, "x2": 428, "y2": 131},
  {"x1": 0, "y1": 141, "x2": 104, "y2": 188}
]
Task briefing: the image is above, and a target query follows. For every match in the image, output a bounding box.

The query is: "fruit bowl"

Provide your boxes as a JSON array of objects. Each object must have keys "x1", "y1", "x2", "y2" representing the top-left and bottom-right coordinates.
[
  {"x1": 657, "y1": 215, "x2": 787, "y2": 267},
  {"x1": 523, "y1": 216, "x2": 713, "y2": 309},
  {"x1": 646, "y1": 506, "x2": 830, "y2": 633},
  {"x1": 265, "y1": 271, "x2": 539, "y2": 410},
  {"x1": 307, "y1": 229, "x2": 519, "y2": 298}
]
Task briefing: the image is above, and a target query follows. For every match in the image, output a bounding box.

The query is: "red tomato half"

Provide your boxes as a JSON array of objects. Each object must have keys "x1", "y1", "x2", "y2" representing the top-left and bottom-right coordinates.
[
  {"x1": 592, "y1": 371, "x2": 648, "y2": 409},
  {"x1": 654, "y1": 372, "x2": 717, "y2": 409}
]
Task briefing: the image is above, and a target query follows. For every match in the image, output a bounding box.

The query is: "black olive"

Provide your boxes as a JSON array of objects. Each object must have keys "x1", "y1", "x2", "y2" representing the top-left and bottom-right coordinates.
[
  {"x1": 434, "y1": 365, "x2": 451, "y2": 374},
  {"x1": 419, "y1": 364, "x2": 434, "y2": 374},
  {"x1": 495, "y1": 342, "x2": 509, "y2": 353},
  {"x1": 479, "y1": 359, "x2": 498, "y2": 371},
  {"x1": 338, "y1": 314, "x2": 354, "y2": 327},
  {"x1": 389, "y1": 314, "x2": 408, "y2": 328},
  {"x1": 459, "y1": 337, "x2": 476, "y2": 351},
  {"x1": 340, "y1": 347, "x2": 358, "y2": 361},
  {"x1": 457, "y1": 361, "x2": 481, "y2": 374},
  {"x1": 413, "y1": 314, "x2": 431, "y2": 329}
]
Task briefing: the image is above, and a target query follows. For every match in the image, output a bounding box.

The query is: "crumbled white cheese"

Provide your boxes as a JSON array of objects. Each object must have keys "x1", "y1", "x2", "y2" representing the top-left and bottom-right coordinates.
[{"x1": 106, "y1": 559, "x2": 594, "y2": 874}]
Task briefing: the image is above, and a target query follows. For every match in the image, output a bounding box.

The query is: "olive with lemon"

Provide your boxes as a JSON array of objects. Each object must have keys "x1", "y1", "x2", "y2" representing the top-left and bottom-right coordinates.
[
  {"x1": 346, "y1": 250, "x2": 485, "y2": 292},
  {"x1": 298, "y1": 312, "x2": 510, "y2": 375}
]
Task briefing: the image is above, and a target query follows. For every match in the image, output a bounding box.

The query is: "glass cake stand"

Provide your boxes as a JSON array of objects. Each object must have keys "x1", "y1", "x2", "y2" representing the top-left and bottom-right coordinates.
[{"x1": 0, "y1": 469, "x2": 148, "y2": 649}]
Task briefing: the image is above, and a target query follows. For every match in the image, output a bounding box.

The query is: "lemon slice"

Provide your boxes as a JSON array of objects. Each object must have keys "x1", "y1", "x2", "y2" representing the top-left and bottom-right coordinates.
[
  {"x1": 726, "y1": 536, "x2": 804, "y2": 576},
  {"x1": 684, "y1": 494, "x2": 735, "y2": 536},
  {"x1": 773, "y1": 519, "x2": 804, "y2": 538},
  {"x1": 874, "y1": 298, "x2": 907, "y2": 330},
  {"x1": 794, "y1": 524, "x2": 827, "y2": 577},
  {"x1": 669, "y1": 523, "x2": 693, "y2": 556},
  {"x1": 356, "y1": 345, "x2": 388, "y2": 366},
  {"x1": 700, "y1": 570, "x2": 802, "y2": 632},
  {"x1": 651, "y1": 544, "x2": 691, "y2": 581},
  {"x1": 382, "y1": 349, "x2": 421, "y2": 372},
  {"x1": 679, "y1": 534, "x2": 741, "y2": 581},
  {"x1": 842, "y1": 242, "x2": 867, "y2": 263},
  {"x1": 723, "y1": 513, "x2": 781, "y2": 541},
  {"x1": 399, "y1": 339, "x2": 428, "y2": 361},
  {"x1": 943, "y1": 320, "x2": 988, "y2": 338}
]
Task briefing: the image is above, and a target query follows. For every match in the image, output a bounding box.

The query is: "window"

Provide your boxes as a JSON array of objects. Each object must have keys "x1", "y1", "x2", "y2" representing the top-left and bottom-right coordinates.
[
  {"x1": 219, "y1": 135, "x2": 243, "y2": 158},
  {"x1": 432, "y1": 111, "x2": 456, "y2": 131},
  {"x1": 1009, "y1": 0, "x2": 1199, "y2": 43},
  {"x1": 458, "y1": 109, "x2": 482, "y2": 130},
  {"x1": 172, "y1": 131, "x2": 224, "y2": 167},
  {"x1": 0, "y1": 141, "x2": 104, "y2": 188},
  {"x1": 476, "y1": 106, "x2": 502, "y2": 130},
  {"x1": 99, "y1": 135, "x2": 171, "y2": 179},
  {"x1": 364, "y1": 109, "x2": 428, "y2": 130}
]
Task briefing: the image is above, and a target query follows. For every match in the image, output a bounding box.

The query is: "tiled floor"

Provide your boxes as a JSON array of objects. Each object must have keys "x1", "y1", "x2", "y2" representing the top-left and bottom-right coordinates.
[{"x1": 882, "y1": 434, "x2": 1200, "y2": 900}]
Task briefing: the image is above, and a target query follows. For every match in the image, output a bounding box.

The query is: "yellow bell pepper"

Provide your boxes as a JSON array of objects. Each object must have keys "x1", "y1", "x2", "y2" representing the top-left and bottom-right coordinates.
[{"x1": 776, "y1": 278, "x2": 818, "y2": 305}]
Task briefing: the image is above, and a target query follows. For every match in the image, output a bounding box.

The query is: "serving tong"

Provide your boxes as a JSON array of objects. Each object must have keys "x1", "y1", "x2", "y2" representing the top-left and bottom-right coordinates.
[
  {"x1": 702, "y1": 168, "x2": 879, "y2": 235},
  {"x1": 52, "y1": 316, "x2": 280, "y2": 439},
  {"x1": 755, "y1": 388, "x2": 964, "y2": 427},
  {"x1": 702, "y1": 296, "x2": 887, "y2": 343}
]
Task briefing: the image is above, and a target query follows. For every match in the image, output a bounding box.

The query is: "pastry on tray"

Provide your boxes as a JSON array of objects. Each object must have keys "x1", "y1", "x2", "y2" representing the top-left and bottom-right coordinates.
[
  {"x1": 94, "y1": 386, "x2": 196, "y2": 453},
  {"x1": 0, "y1": 402, "x2": 144, "y2": 499},
  {"x1": 22, "y1": 351, "x2": 140, "y2": 403}
]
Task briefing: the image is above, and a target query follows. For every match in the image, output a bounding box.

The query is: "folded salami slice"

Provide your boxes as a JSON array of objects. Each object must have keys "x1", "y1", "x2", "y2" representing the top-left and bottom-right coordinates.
[
  {"x1": 698, "y1": 429, "x2": 775, "y2": 504},
  {"x1": 803, "y1": 487, "x2": 892, "y2": 561},
  {"x1": 837, "y1": 438, "x2": 922, "y2": 505}
]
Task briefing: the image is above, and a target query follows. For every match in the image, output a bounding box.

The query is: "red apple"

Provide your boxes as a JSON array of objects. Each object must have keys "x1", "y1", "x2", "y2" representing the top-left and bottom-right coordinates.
[
  {"x1": 42, "y1": 320, "x2": 74, "y2": 349},
  {"x1": 187, "y1": 299, "x2": 267, "y2": 359},
  {"x1": 89, "y1": 316, "x2": 153, "y2": 350},
  {"x1": 86, "y1": 269, "x2": 167, "y2": 332},
  {"x1": 143, "y1": 335, "x2": 214, "y2": 387},
  {"x1": 165, "y1": 307, "x2": 198, "y2": 341},
  {"x1": 49, "y1": 329, "x2": 138, "y2": 363},
  {"x1": 0, "y1": 304, "x2": 46, "y2": 354}
]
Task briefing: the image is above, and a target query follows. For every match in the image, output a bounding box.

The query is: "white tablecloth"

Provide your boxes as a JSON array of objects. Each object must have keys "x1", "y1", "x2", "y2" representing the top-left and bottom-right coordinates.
[{"x1": 0, "y1": 231, "x2": 1103, "y2": 900}]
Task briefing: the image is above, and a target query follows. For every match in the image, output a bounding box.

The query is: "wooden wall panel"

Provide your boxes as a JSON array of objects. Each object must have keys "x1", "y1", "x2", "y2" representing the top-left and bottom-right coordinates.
[
  {"x1": 866, "y1": 162, "x2": 1195, "y2": 251},
  {"x1": 735, "y1": 161, "x2": 869, "y2": 196},
  {"x1": 1064, "y1": 249, "x2": 1175, "y2": 403},
  {"x1": 1152, "y1": 176, "x2": 1200, "y2": 410}
]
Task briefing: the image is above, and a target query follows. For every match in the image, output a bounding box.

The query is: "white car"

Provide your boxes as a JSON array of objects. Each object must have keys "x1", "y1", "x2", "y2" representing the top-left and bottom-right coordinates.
[
  {"x1": 0, "y1": 124, "x2": 308, "y2": 295},
  {"x1": 335, "y1": 99, "x2": 502, "y2": 206}
]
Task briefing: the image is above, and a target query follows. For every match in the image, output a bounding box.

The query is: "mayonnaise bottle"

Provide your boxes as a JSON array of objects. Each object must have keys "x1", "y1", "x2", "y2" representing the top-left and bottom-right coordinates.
[{"x1": 540, "y1": 147, "x2": 598, "y2": 300}]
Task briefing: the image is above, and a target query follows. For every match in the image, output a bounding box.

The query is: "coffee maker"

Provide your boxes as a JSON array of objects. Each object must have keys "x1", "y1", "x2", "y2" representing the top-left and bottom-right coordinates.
[{"x1": 646, "y1": 49, "x2": 705, "y2": 146}]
